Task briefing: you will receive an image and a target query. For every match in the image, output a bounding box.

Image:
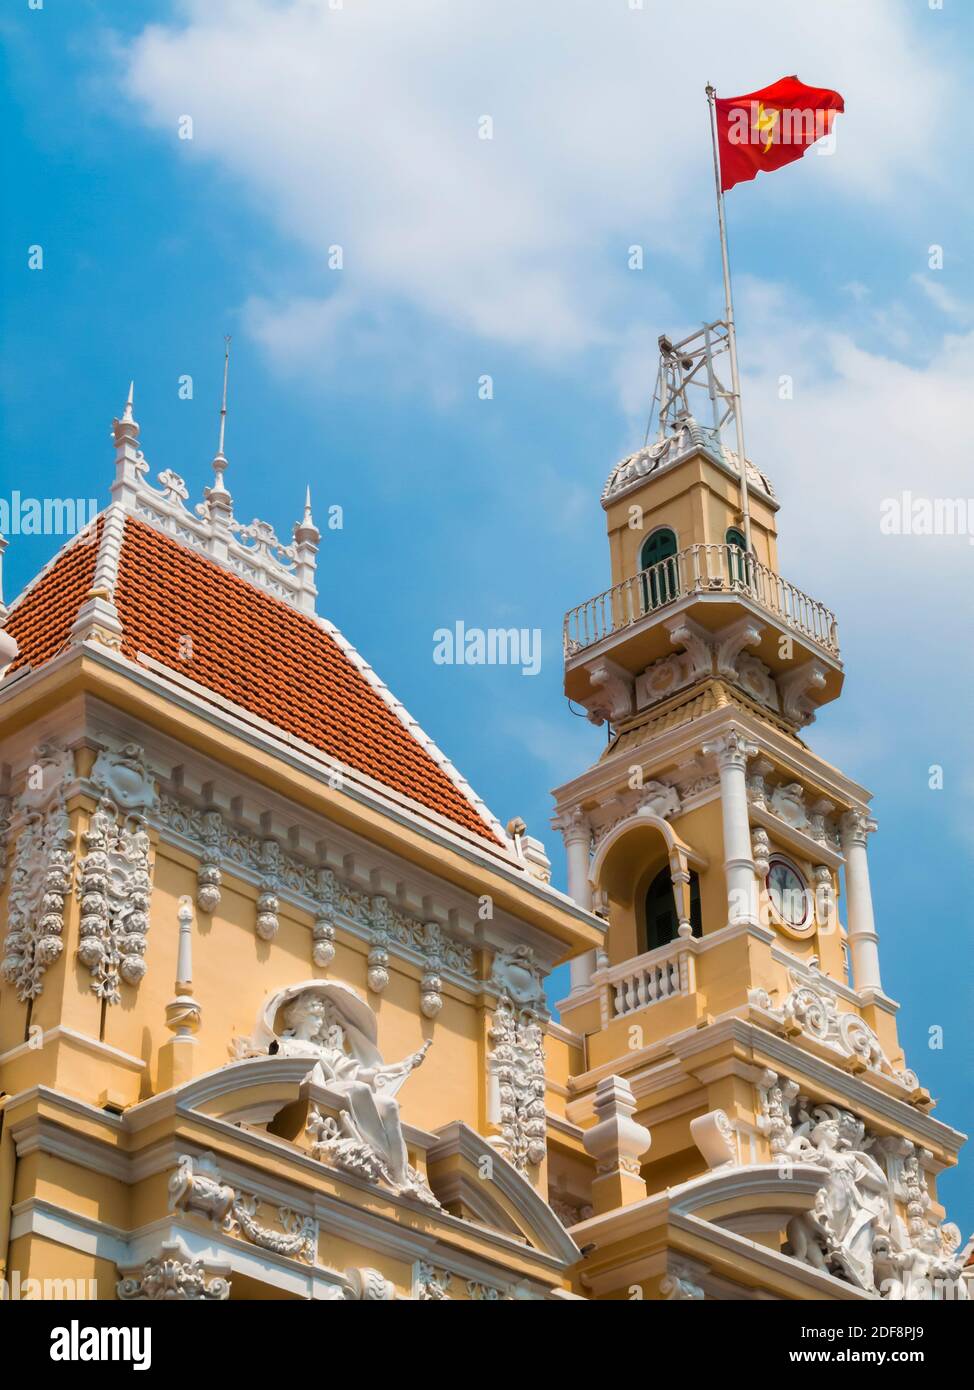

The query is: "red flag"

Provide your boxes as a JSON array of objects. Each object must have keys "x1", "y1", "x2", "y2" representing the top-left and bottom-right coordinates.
[{"x1": 714, "y1": 76, "x2": 844, "y2": 191}]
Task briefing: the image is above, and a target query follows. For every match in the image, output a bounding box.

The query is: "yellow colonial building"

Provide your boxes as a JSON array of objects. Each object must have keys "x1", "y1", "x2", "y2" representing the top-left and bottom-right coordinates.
[{"x1": 0, "y1": 330, "x2": 969, "y2": 1302}]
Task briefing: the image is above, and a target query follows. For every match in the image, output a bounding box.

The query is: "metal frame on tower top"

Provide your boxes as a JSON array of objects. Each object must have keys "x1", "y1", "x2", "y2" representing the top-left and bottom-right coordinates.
[{"x1": 648, "y1": 319, "x2": 738, "y2": 446}]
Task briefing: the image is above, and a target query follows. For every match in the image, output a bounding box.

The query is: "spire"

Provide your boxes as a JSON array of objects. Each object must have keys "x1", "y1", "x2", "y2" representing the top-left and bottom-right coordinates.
[
  {"x1": 294, "y1": 485, "x2": 320, "y2": 545},
  {"x1": 202, "y1": 338, "x2": 234, "y2": 550},
  {"x1": 111, "y1": 380, "x2": 146, "y2": 508},
  {"x1": 292, "y1": 484, "x2": 320, "y2": 615},
  {"x1": 210, "y1": 335, "x2": 232, "y2": 501},
  {"x1": 112, "y1": 381, "x2": 139, "y2": 448}
]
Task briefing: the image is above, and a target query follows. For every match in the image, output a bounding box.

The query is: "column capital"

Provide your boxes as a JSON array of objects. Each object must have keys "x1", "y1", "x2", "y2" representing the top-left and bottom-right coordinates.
[
  {"x1": 554, "y1": 805, "x2": 591, "y2": 846},
  {"x1": 702, "y1": 728, "x2": 758, "y2": 771},
  {"x1": 840, "y1": 808, "x2": 877, "y2": 847}
]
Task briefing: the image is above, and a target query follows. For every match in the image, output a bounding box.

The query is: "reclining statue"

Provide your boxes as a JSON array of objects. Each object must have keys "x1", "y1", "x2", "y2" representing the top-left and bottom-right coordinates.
[{"x1": 237, "y1": 980, "x2": 436, "y2": 1206}]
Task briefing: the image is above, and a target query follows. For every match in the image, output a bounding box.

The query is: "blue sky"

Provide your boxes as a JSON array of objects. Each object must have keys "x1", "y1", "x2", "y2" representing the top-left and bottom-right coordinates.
[{"x1": 2, "y1": 0, "x2": 972, "y2": 1231}]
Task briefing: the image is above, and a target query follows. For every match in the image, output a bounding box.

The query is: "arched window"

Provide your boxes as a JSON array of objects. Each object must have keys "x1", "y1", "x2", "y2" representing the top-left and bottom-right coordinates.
[
  {"x1": 639, "y1": 527, "x2": 678, "y2": 611},
  {"x1": 725, "y1": 526, "x2": 748, "y2": 586},
  {"x1": 643, "y1": 865, "x2": 702, "y2": 952}
]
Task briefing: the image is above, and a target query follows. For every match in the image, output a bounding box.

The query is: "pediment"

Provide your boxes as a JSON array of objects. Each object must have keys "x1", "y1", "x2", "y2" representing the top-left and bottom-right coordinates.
[{"x1": 427, "y1": 1121, "x2": 580, "y2": 1263}]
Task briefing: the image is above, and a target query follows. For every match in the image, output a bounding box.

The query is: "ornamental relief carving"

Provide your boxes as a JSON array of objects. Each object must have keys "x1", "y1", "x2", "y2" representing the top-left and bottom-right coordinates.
[
  {"x1": 748, "y1": 961, "x2": 919, "y2": 1091},
  {"x1": 410, "y1": 1260, "x2": 540, "y2": 1301},
  {"x1": 255, "y1": 838, "x2": 281, "y2": 941},
  {"x1": 168, "y1": 1151, "x2": 318, "y2": 1264},
  {"x1": 1, "y1": 744, "x2": 76, "y2": 1002},
  {"x1": 588, "y1": 775, "x2": 690, "y2": 854},
  {"x1": 76, "y1": 744, "x2": 157, "y2": 1003},
  {"x1": 155, "y1": 794, "x2": 475, "y2": 987},
  {"x1": 225, "y1": 1194, "x2": 319, "y2": 1264},
  {"x1": 413, "y1": 1261, "x2": 453, "y2": 1300},
  {"x1": 196, "y1": 809, "x2": 223, "y2": 913},
  {"x1": 746, "y1": 763, "x2": 841, "y2": 850},
  {"x1": 549, "y1": 1194, "x2": 593, "y2": 1228},
  {"x1": 165, "y1": 1156, "x2": 397, "y2": 1298},
  {"x1": 757, "y1": 1074, "x2": 969, "y2": 1300},
  {"x1": 630, "y1": 618, "x2": 816, "y2": 725},
  {"x1": 487, "y1": 947, "x2": 548, "y2": 1173},
  {"x1": 117, "y1": 1242, "x2": 231, "y2": 1302}
]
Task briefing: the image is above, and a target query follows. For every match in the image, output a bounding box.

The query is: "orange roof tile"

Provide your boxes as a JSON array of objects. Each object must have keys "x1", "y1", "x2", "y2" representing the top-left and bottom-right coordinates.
[
  {"x1": 6, "y1": 515, "x2": 501, "y2": 845},
  {"x1": 6, "y1": 521, "x2": 101, "y2": 671}
]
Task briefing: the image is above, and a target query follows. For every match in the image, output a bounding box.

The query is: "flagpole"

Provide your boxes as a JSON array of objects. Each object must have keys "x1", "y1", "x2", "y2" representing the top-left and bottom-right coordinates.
[{"x1": 706, "y1": 83, "x2": 753, "y2": 559}]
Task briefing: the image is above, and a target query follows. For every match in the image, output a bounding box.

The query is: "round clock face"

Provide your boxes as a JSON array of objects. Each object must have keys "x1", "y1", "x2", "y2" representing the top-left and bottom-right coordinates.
[{"x1": 767, "y1": 858, "x2": 809, "y2": 929}]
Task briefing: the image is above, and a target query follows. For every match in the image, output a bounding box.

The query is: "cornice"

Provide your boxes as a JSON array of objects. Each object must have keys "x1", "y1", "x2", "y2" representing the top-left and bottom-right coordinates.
[
  {"x1": 669, "y1": 1017, "x2": 967, "y2": 1155},
  {"x1": 0, "y1": 1025, "x2": 147, "y2": 1073},
  {"x1": 6, "y1": 1084, "x2": 575, "y2": 1281},
  {"x1": 553, "y1": 700, "x2": 872, "y2": 815}
]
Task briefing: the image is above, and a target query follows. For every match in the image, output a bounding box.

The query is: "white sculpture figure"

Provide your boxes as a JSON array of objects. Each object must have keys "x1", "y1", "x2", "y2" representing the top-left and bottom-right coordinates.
[
  {"x1": 242, "y1": 981, "x2": 435, "y2": 1205},
  {"x1": 784, "y1": 1107, "x2": 889, "y2": 1290}
]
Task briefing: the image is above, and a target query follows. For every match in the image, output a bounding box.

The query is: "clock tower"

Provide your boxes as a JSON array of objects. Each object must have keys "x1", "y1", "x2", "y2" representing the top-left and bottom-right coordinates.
[{"x1": 545, "y1": 321, "x2": 969, "y2": 1300}]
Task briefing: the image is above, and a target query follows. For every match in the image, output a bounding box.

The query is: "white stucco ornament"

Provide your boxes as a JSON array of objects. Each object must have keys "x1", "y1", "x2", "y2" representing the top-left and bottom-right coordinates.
[
  {"x1": 489, "y1": 943, "x2": 547, "y2": 1009},
  {"x1": 90, "y1": 744, "x2": 158, "y2": 814},
  {"x1": 236, "y1": 980, "x2": 439, "y2": 1208},
  {"x1": 486, "y1": 946, "x2": 549, "y2": 1172},
  {"x1": 2, "y1": 743, "x2": 76, "y2": 1001},
  {"x1": 758, "y1": 1073, "x2": 970, "y2": 1300},
  {"x1": 749, "y1": 961, "x2": 920, "y2": 1091}
]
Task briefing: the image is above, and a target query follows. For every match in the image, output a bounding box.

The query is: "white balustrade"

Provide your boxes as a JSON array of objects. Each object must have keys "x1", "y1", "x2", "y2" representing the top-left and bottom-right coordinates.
[
  {"x1": 564, "y1": 543, "x2": 839, "y2": 660},
  {"x1": 600, "y1": 943, "x2": 694, "y2": 1020}
]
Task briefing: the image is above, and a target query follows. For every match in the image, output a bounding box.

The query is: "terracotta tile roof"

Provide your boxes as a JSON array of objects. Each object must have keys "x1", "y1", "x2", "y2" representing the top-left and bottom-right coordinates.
[
  {"x1": 6, "y1": 521, "x2": 102, "y2": 670},
  {"x1": 6, "y1": 515, "x2": 501, "y2": 845}
]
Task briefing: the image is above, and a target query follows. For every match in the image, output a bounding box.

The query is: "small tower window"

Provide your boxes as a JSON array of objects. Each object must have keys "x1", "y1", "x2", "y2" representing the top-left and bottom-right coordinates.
[
  {"x1": 725, "y1": 527, "x2": 748, "y2": 585},
  {"x1": 639, "y1": 527, "x2": 678, "y2": 611},
  {"x1": 643, "y1": 865, "x2": 702, "y2": 952}
]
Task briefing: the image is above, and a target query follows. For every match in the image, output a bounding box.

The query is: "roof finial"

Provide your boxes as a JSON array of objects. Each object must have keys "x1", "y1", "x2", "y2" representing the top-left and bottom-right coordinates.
[
  {"x1": 113, "y1": 381, "x2": 139, "y2": 448},
  {"x1": 210, "y1": 335, "x2": 232, "y2": 499},
  {"x1": 292, "y1": 484, "x2": 321, "y2": 615},
  {"x1": 217, "y1": 336, "x2": 230, "y2": 457},
  {"x1": 294, "y1": 483, "x2": 321, "y2": 546}
]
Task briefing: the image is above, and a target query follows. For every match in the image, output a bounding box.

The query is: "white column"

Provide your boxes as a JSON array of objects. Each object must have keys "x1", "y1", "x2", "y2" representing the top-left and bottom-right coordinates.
[
  {"x1": 564, "y1": 817, "x2": 592, "y2": 912},
  {"x1": 840, "y1": 810, "x2": 882, "y2": 994},
  {"x1": 703, "y1": 730, "x2": 758, "y2": 927},
  {"x1": 559, "y1": 809, "x2": 596, "y2": 993}
]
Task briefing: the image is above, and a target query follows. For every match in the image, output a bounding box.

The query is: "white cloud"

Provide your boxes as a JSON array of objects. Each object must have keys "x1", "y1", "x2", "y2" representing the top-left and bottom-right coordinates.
[
  {"x1": 911, "y1": 273, "x2": 969, "y2": 320},
  {"x1": 121, "y1": 0, "x2": 964, "y2": 365},
  {"x1": 117, "y1": 1, "x2": 974, "y2": 808},
  {"x1": 735, "y1": 279, "x2": 974, "y2": 584}
]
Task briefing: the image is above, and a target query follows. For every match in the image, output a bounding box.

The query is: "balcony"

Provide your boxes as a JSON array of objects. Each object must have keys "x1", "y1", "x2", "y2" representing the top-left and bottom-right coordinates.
[
  {"x1": 565, "y1": 544, "x2": 839, "y2": 662},
  {"x1": 563, "y1": 543, "x2": 842, "y2": 718},
  {"x1": 598, "y1": 938, "x2": 696, "y2": 1021}
]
